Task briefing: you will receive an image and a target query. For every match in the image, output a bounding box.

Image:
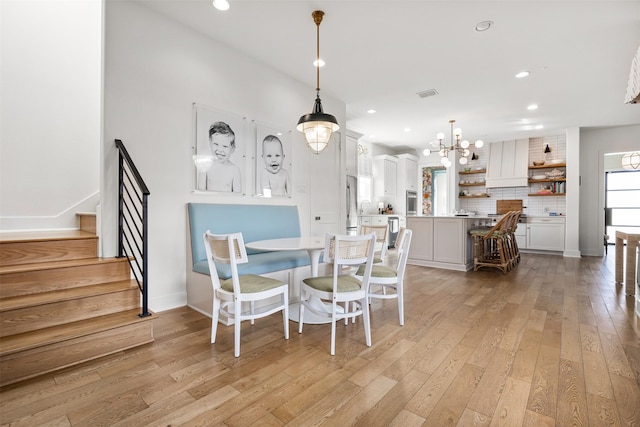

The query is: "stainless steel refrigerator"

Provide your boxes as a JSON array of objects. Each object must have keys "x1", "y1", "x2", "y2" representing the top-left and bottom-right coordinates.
[{"x1": 346, "y1": 175, "x2": 358, "y2": 235}]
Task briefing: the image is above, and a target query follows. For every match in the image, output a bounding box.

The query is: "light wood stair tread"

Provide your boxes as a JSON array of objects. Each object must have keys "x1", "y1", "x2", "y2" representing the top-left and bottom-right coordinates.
[
  {"x1": 0, "y1": 230, "x2": 96, "y2": 243},
  {"x1": 0, "y1": 256, "x2": 128, "y2": 275},
  {"x1": 0, "y1": 280, "x2": 138, "y2": 312},
  {"x1": 0, "y1": 308, "x2": 156, "y2": 356}
]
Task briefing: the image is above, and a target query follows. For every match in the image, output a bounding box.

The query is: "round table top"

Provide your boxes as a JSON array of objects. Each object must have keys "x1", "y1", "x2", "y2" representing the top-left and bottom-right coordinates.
[{"x1": 245, "y1": 236, "x2": 324, "y2": 252}]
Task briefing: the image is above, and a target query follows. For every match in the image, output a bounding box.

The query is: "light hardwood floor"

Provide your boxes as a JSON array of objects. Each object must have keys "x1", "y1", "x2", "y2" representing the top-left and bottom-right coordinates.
[{"x1": 1, "y1": 252, "x2": 639, "y2": 426}]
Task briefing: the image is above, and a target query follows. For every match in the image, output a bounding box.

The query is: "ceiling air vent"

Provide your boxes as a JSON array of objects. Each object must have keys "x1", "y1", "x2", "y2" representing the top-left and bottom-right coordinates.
[{"x1": 417, "y1": 89, "x2": 439, "y2": 98}]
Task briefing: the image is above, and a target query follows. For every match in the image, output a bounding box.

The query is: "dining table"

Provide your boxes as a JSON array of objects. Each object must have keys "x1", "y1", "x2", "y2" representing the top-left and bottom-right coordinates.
[
  {"x1": 615, "y1": 231, "x2": 639, "y2": 296},
  {"x1": 245, "y1": 236, "x2": 340, "y2": 324}
]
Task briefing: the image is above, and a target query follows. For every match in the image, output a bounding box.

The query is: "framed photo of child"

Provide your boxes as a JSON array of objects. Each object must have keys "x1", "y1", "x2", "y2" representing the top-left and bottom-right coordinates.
[
  {"x1": 193, "y1": 103, "x2": 245, "y2": 194},
  {"x1": 255, "y1": 124, "x2": 292, "y2": 198}
]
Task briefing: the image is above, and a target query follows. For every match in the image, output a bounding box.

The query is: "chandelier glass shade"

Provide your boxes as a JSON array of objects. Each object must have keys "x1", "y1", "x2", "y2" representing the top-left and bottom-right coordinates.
[
  {"x1": 422, "y1": 120, "x2": 484, "y2": 168},
  {"x1": 621, "y1": 152, "x2": 640, "y2": 170},
  {"x1": 296, "y1": 10, "x2": 339, "y2": 154}
]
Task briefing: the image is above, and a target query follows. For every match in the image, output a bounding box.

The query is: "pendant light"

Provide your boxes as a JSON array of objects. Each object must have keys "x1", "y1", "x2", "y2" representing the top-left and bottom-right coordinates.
[{"x1": 296, "y1": 10, "x2": 339, "y2": 154}]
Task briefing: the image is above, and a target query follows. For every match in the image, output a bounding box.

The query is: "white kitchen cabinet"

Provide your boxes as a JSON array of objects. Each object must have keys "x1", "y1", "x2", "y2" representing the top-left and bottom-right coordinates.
[
  {"x1": 407, "y1": 217, "x2": 434, "y2": 261},
  {"x1": 526, "y1": 217, "x2": 565, "y2": 251},
  {"x1": 406, "y1": 216, "x2": 474, "y2": 271},
  {"x1": 359, "y1": 215, "x2": 388, "y2": 227},
  {"x1": 373, "y1": 155, "x2": 398, "y2": 198},
  {"x1": 396, "y1": 153, "x2": 418, "y2": 191},
  {"x1": 514, "y1": 223, "x2": 526, "y2": 249},
  {"x1": 346, "y1": 133, "x2": 359, "y2": 177}
]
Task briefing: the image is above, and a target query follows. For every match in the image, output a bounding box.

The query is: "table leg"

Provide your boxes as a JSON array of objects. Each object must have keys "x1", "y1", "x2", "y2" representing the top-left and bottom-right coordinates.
[
  {"x1": 615, "y1": 234, "x2": 624, "y2": 285},
  {"x1": 307, "y1": 248, "x2": 322, "y2": 277},
  {"x1": 625, "y1": 237, "x2": 638, "y2": 296}
]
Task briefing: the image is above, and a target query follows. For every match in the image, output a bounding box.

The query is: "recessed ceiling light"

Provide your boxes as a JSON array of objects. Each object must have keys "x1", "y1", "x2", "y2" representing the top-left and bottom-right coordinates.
[
  {"x1": 515, "y1": 71, "x2": 530, "y2": 78},
  {"x1": 212, "y1": 0, "x2": 229, "y2": 11},
  {"x1": 369, "y1": 134, "x2": 375, "y2": 139},
  {"x1": 535, "y1": 125, "x2": 544, "y2": 130},
  {"x1": 313, "y1": 59, "x2": 325, "y2": 67},
  {"x1": 367, "y1": 109, "x2": 376, "y2": 114},
  {"x1": 404, "y1": 128, "x2": 411, "y2": 132},
  {"x1": 474, "y1": 21, "x2": 493, "y2": 32},
  {"x1": 527, "y1": 104, "x2": 539, "y2": 110}
]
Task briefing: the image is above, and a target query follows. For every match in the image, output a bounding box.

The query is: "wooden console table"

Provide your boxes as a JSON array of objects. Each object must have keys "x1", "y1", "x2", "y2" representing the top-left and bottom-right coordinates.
[{"x1": 615, "y1": 231, "x2": 639, "y2": 296}]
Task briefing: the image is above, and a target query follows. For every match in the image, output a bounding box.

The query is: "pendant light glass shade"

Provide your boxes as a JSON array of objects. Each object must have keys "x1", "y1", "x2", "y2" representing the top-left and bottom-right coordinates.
[
  {"x1": 297, "y1": 10, "x2": 339, "y2": 154},
  {"x1": 297, "y1": 95, "x2": 339, "y2": 154}
]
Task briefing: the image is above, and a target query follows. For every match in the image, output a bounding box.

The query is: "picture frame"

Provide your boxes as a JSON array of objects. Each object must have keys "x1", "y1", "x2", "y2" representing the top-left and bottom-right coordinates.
[
  {"x1": 193, "y1": 103, "x2": 246, "y2": 194},
  {"x1": 255, "y1": 124, "x2": 292, "y2": 198}
]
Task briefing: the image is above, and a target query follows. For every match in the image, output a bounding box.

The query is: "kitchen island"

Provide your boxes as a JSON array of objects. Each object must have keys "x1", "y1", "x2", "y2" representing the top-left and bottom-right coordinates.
[{"x1": 406, "y1": 215, "x2": 492, "y2": 271}]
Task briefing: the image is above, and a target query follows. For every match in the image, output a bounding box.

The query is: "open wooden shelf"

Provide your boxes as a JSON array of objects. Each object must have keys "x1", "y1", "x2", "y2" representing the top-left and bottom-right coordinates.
[
  {"x1": 459, "y1": 169, "x2": 486, "y2": 175},
  {"x1": 459, "y1": 182, "x2": 486, "y2": 187},
  {"x1": 529, "y1": 178, "x2": 566, "y2": 183},
  {"x1": 459, "y1": 194, "x2": 490, "y2": 198},
  {"x1": 528, "y1": 193, "x2": 566, "y2": 197},
  {"x1": 529, "y1": 163, "x2": 566, "y2": 169}
]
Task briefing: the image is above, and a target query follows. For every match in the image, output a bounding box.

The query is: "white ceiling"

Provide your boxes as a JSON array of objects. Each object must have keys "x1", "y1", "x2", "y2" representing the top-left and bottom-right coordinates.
[{"x1": 136, "y1": 0, "x2": 640, "y2": 151}]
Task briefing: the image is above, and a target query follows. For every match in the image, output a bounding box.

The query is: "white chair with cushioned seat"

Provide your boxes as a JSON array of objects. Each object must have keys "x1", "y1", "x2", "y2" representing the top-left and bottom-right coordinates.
[
  {"x1": 360, "y1": 224, "x2": 388, "y2": 264},
  {"x1": 355, "y1": 228, "x2": 412, "y2": 326},
  {"x1": 298, "y1": 233, "x2": 376, "y2": 355},
  {"x1": 203, "y1": 230, "x2": 289, "y2": 357}
]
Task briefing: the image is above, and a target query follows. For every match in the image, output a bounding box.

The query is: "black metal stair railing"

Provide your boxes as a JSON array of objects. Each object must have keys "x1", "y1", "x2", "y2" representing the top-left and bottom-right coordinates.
[{"x1": 115, "y1": 139, "x2": 151, "y2": 318}]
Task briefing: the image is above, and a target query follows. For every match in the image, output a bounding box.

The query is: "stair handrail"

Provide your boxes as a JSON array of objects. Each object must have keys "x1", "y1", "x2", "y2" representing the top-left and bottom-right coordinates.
[{"x1": 115, "y1": 139, "x2": 151, "y2": 318}]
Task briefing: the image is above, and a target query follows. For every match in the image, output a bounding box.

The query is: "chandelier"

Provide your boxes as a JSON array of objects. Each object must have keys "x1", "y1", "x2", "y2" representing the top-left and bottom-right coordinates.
[
  {"x1": 621, "y1": 152, "x2": 640, "y2": 170},
  {"x1": 296, "y1": 10, "x2": 339, "y2": 154},
  {"x1": 423, "y1": 120, "x2": 484, "y2": 168}
]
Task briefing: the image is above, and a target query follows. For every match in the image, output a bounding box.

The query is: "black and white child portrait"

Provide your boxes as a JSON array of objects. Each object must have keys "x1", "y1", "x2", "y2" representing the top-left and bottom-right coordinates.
[
  {"x1": 194, "y1": 105, "x2": 245, "y2": 193},
  {"x1": 256, "y1": 125, "x2": 291, "y2": 197}
]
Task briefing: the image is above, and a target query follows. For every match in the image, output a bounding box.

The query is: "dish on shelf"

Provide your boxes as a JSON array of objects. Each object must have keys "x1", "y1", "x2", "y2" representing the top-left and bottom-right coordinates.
[
  {"x1": 549, "y1": 159, "x2": 565, "y2": 164},
  {"x1": 545, "y1": 169, "x2": 565, "y2": 178},
  {"x1": 531, "y1": 174, "x2": 547, "y2": 180},
  {"x1": 537, "y1": 189, "x2": 553, "y2": 194},
  {"x1": 532, "y1": 161, "x2": 545, "y2": 166}
]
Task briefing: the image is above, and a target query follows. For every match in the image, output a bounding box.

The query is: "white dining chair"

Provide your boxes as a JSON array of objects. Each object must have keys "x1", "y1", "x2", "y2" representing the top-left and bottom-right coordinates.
[
  {"x1": 203, "y1": 230, "x2": 289, "y2": 357},
  {"x1": 360, "y1": 224, "x2": 388, "y2": 264},
  {"x1": 355, "y1": 228, "x2": 412, "y2": 325},
  {"x1": 298, "y1": 233, "x2": 376, "y2": 355}
]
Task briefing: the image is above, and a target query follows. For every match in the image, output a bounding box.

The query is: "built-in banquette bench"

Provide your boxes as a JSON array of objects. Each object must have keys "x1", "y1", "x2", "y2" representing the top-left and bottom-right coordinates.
[{"x1": 186, "y1": 203, "x2": 315, "y2": 324}]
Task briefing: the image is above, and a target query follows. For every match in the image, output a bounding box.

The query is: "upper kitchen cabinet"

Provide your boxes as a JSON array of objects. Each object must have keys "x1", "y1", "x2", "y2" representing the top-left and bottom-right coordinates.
[
  {"x1": 346, "y1": 131, "x2": 363, "y2": 177},
  {"x1": 373, "y1": 155, "x2": 398, "y2": 197},
  {"x1": 396, "y1": 153, "x2": 418, "y2": 191},
  {"x1": 485, "y1": 139, "x2": 529, "y2": 188}
]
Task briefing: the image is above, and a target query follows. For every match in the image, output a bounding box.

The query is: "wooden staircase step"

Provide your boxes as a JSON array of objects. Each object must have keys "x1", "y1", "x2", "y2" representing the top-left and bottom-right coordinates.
[
  {"x1": 0, "y1": 280, "x2": 140, "y2": 337},
  {"x1": 0, "y1": 230, "x2": 97, "y2": 267},
  {"x1": 0, "y1": 257, "x2": 131, "y2": 298},
  {"x1": 0, "y1": 309, "x2": 157, "y2": 387},
  {"x1": 76, "y1": 212, "x2": 97, "y2": 234}
]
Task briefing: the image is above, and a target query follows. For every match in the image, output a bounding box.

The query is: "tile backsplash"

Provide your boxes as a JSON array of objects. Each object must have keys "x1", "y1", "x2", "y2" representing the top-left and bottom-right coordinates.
[{"x1": 458, "y1": 135, "x2": 567, "y2": 216}]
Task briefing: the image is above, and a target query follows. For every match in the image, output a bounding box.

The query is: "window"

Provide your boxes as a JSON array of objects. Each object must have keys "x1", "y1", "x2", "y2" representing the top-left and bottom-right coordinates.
[{"x1": 605, "y1": 170, "x2": 640, "y2": 243}]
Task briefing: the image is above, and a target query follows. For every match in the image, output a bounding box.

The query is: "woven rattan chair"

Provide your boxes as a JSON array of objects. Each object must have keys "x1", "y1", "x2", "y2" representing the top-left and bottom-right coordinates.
[
  {"x1": 469, "y1": 212, "x2": 515, "y2": 274},
  {"x1": 298, "y1": 233, "x2": 376, "y2": 355},
  {"x1": 355, "y1": 227, "x2": 412, "y2": 325},
  {"x1": 203, "y1": 231, "x2": 289, "y2": 357},
  {"x1": 360, "y1": 224, "x2": 388, "y2": 264}
]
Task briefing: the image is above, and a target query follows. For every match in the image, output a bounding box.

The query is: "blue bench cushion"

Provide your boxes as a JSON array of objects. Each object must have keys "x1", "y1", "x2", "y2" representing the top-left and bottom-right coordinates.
[
  {"x1": 188, "y1": 203, "x2": 307, "y2": 278},
  {"x1": 193, "y1": 250, "x2": 312, "y2": 279}
]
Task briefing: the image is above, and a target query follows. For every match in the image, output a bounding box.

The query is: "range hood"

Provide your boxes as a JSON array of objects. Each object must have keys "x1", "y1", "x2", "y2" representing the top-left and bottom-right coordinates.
[{"x1": 485, "y1": 139, "x2": 529, "y2": 188}]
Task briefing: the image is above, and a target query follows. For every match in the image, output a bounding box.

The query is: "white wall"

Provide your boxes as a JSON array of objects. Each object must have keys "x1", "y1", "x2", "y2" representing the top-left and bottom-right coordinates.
[
  {"x1": 103, "y1": 2, "x2": 346, "y2": 311},
  {"x1": 0, "y1": 0, "x2": 102, "y2": 231},
  {"x1": 579, "y1": 124, "x2": 640, "y2": 256}
]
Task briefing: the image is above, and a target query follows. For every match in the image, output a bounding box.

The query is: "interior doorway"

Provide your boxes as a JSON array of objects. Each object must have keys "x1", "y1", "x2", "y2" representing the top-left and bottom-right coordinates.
[{"x1": 604, "y1": 152, "x2": 640, "y2": 251}]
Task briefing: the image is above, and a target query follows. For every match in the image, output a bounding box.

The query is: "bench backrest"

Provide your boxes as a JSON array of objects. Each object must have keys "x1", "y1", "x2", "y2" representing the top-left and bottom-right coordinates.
[{"x1": 188, "y1": 203, "x2": 302, "y2": 264}]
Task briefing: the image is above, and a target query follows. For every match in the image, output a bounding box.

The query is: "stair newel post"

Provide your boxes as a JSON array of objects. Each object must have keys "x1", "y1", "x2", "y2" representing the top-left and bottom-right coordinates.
[
  {"x1": 118, "y1": 148, "x2": 124, "y2": 259},
  {"x1": 140, "y1": 193, "x2": 150, "y2": 318}
]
